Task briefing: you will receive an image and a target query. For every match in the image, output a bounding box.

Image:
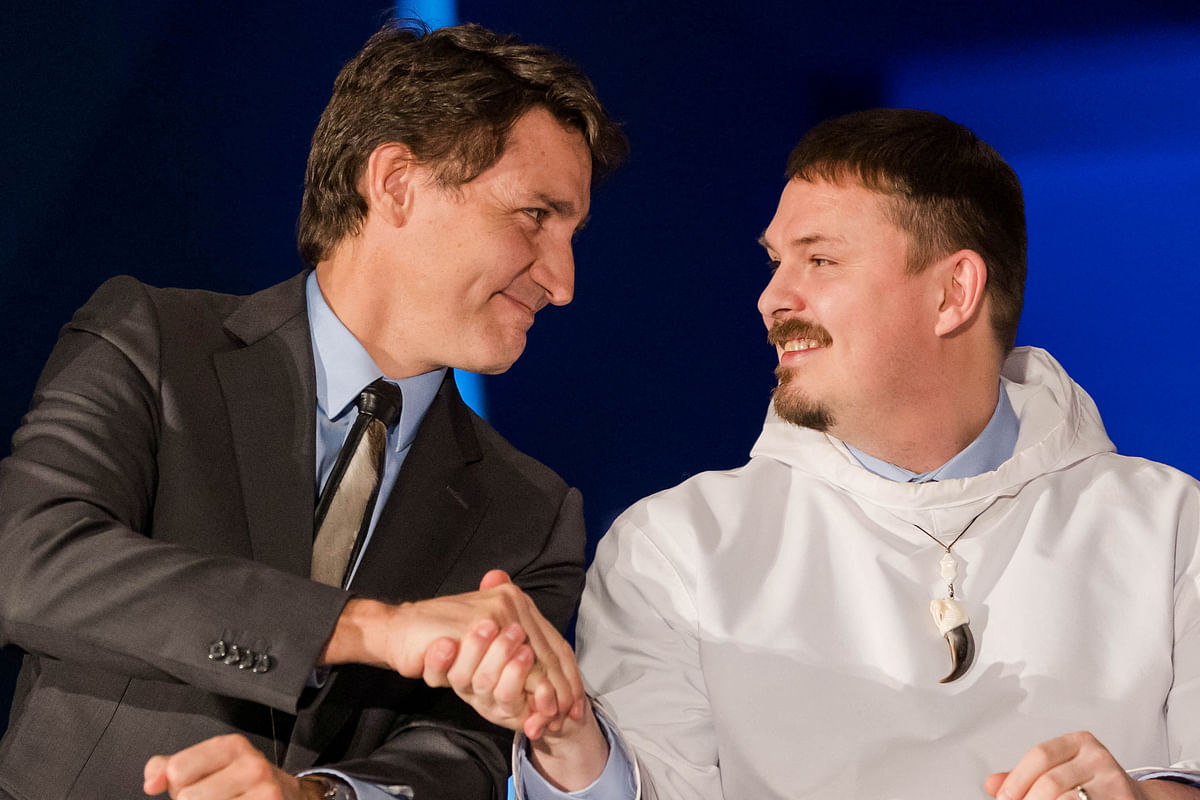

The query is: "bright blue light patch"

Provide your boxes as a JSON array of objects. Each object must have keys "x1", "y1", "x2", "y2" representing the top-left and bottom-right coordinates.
[
  {"x1": 888, "y1": 29, "x2": 1200, "y2": 477},
  {"x1": 454, "y1": 370, "x2": 488, "y2": 418},
  {"x1": 396, "y1": 0, "x2": 457, "y2": 30},
  {"x1": 886, "y1": 28, "x2": 1200, "y2": 159}
]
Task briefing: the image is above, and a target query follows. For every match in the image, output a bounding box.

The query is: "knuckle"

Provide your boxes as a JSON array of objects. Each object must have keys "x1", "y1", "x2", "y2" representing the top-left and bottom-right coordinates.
[
  {"x1": 1034, "y1": 774, "x2": 1068, "y2": 798},
  {"x1": 1070, "y1": 729, "x2": 1097, "y2": 746},
  {"x1": 243, "y1": 754, "x2": 273, "y2": 782},
  {"x1": 220, "y1": 732, "x2": 253, "y2": 753},
  {"x1": 445, "y1": 667, "x2": 468, "y2": 690},
  {"x1": 163, "y1": 757, "x2": 184, "y2": 784},
  {"x1": 471, "y1": 668, "x2": 499, "y2": 694}
]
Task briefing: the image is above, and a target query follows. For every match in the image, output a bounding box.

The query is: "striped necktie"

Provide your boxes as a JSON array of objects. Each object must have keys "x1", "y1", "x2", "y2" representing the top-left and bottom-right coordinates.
[{"x1": 311, "y1": 378, "x2": 403, "y2": 588}]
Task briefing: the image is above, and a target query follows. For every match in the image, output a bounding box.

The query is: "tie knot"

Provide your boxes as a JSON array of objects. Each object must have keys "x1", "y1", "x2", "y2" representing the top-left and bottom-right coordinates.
[{"x1": 357, "y1": 378, "x2": 403, "y2": 429}]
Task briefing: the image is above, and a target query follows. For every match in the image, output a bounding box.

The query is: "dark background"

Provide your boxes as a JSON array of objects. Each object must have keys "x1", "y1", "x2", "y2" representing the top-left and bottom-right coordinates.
[{"x1": 4, "y1": 0, "x2": 1199, "y2": 734}]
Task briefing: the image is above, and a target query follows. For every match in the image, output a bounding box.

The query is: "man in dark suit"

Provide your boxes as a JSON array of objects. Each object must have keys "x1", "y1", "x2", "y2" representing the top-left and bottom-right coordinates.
[{"x1": 0, "y1": 21, "x2": 625, "y2": 800}]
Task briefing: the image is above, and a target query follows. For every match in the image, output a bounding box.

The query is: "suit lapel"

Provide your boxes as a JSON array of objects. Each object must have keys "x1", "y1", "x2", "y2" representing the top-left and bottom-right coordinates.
[{"x1": 214, "y1": 273, "x2": 316, "y2": 577}]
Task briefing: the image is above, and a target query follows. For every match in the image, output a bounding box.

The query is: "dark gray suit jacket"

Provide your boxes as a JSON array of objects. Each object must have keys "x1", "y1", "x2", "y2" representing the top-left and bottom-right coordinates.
[{"x1": 0, "y1": 273, "x2": 586, "y2": 799}]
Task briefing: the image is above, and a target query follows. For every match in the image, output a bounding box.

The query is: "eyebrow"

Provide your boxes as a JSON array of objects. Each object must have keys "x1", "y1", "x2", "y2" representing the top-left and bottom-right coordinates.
[
  {"x1": 534, "y1": 192, "x2": 579, "y2": 219},
  {"x1": 757, "y1": 232, "x2": 846, "y2": 251}
]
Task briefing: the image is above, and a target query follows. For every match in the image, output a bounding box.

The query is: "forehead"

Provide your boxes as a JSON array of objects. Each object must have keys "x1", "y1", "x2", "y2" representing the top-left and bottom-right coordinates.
[
  {"x1": 485, "y1": 108, "x2": 592, "y2": 210},
  {"x1": 762, "y1": 178, "x2": 899, "y2": 250}
]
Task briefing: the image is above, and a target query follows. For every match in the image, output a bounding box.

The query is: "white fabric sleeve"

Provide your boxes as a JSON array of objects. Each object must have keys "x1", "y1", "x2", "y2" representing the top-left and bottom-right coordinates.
[
  {"x1": 1160, "y1": 490, "x2": 1200, "y2": 773},
  {"x1": 1122, "y1": 487, "x2": 1200, "y2": 787},
  {"x1": 573, "y1": 515, "x2": 723, "y2": 800},
  {"x1": 513, "y1": 705, "x2": 638, "y2": 799}
]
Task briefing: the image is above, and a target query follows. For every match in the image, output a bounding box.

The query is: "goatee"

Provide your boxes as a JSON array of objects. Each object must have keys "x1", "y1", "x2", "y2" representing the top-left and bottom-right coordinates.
[
  {"x1": 767, "y1": 318, "x2": 835, "y2": 431},
  {"x1": 772, "y1": 364, "x2": 834, "y2": 431}
]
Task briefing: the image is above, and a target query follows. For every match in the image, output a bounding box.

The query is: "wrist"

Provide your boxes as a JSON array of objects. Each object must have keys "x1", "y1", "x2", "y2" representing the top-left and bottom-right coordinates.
[
  {"x1": 319, "y1": 598, "x2": 398, "y2": 667},
  {"x1": 529, "y1": 701, "x2": 610, "y2": 792}
]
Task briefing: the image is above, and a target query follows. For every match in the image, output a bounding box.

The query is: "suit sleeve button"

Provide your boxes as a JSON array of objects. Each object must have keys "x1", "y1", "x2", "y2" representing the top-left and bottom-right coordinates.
[
  {"x1": 208, "y1": 640, "x2": 227, "y2": 660},
  {"x1": 252, "y1": 654, "x2": 272, "y2": 674},
  {"x1": 223, "y1": 644, "x2": 242, "y2": 666}
]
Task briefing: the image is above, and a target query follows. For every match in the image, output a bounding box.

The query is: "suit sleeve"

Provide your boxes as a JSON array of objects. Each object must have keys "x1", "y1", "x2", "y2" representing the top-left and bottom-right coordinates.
[{"x1": 0, "y1": 277, "x2": 347, "y2": 712}]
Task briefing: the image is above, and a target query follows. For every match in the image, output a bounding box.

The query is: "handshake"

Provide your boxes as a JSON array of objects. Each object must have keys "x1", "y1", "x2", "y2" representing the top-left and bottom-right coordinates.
[
  {"x1": 326, "y1": 568, "x2": 590, "y2": 741},
  {"x1": 143, "y1": 570, "x2": 609, "y2": 798}
]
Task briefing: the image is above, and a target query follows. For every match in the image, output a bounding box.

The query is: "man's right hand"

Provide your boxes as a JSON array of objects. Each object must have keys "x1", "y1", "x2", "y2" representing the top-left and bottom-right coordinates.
[{"x1": 320, "y1": 569, "x2": 583, "y2": 730}]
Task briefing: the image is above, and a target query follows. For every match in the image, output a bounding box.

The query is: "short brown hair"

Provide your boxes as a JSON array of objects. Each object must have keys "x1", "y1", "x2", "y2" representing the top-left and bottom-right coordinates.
[
  {"x1": 298, "y1": 21, "x2": 628, "y2": 267},
  {"x1": 786, "y1": 108, "x2": 1026, "y2": 351}
]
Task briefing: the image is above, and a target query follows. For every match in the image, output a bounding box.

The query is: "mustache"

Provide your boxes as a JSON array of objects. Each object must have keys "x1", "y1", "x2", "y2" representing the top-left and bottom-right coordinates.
[{"x1": 767, "y1": 318, "x2": 833, "y2": 348}]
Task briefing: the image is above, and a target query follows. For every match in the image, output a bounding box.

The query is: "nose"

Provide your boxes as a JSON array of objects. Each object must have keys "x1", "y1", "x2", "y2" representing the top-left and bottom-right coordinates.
[
  {"x1": 757, "y1": 263, "x2": 804, "y2": 323},
  {"x1": 533, "y1": 236, "x2": 575, "y2": 307}
]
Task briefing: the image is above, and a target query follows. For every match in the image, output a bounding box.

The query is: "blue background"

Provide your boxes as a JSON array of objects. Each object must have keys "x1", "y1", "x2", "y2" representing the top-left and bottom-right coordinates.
[{"x1": 3, "y1": 0, "x2": 1199, "y2": 751}]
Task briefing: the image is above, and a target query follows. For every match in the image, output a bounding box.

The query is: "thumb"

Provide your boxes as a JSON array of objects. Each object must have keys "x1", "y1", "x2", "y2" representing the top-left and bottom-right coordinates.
[
  {"x1": 984, "y1": 772, "x2": 1008, "y2": 797},
  {"x1": 479, "y1": 569, "x2": 512, "y2": 591}
]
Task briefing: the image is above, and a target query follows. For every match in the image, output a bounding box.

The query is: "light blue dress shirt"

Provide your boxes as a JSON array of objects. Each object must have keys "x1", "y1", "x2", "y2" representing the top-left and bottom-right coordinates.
[
  {"x1": 306, "y1": 271, "x2": 445, "y2": 584},
  {"x1": 303, "y1": 271, "x2": 445, "y2": 800},
  {"x1": 844, "y1": 383, "x2": 1019, "y2": 481}
]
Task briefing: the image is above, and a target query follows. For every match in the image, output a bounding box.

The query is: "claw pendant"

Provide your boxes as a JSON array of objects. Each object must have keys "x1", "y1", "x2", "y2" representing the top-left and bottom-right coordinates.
[
  {"x1": 913, "y1": 512, "x2": 987, "y2": 684},
  {"x1": 929, "y1": 551, "x2": 974, "y2": 683},
  {"x1": 929, "y1": 597, "x2": 975, "y2": 683}
]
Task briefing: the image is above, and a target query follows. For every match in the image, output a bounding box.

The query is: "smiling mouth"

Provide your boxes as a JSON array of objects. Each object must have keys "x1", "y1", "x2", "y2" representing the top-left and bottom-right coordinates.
[
  {"x1": 499, "y1": 292, "x2": 539, "y2": 325},
  {"x1": 768, "y1": 319, "x2": 832, "y2": 353},
  {"x1": 781, "y1": 339, "x2": 824, "y2": 352}
]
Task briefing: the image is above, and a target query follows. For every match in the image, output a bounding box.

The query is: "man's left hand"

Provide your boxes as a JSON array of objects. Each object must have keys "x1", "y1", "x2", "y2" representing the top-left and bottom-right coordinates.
[
  {"x1": 144, "y1": 733, "x2": 306, "y2": 799},
  {"x1": 987, "y1": 731, "x2": 1200, "y2": 799}
]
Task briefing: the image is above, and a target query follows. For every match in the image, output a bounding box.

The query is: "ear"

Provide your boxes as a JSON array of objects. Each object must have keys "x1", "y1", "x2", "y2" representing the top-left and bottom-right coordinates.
[
  {"x1": 363, "y1": 143, "x2": 419, "y2": 227},
  {"x1": 934, "y1": 250, "x2": 987, "y2": 337}
]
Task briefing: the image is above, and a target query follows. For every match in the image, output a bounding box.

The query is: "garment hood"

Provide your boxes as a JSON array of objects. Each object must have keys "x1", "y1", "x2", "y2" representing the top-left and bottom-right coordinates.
[{"x1": 748, "y1": 346, "x2": 1116, "y2": 513}]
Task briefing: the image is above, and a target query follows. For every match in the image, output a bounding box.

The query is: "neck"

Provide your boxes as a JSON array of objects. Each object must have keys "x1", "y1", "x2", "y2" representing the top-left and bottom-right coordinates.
[
  {"x1": 315, "y1": 243, "x2": 429, "y2": 379},
  {"x1": 837, "y1": 354, "x2": 1003, "y2": 474}
]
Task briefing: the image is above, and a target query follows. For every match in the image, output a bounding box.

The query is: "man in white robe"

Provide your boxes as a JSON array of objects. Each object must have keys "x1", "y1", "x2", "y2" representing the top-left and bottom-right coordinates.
[{"x1": 430, "y1": 109, "x2": 1200, "y2": 800}]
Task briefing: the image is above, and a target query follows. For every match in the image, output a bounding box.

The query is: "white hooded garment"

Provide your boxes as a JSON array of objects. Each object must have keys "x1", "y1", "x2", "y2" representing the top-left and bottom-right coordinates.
[{"x1": 576, "y1": 347, "x2": 1200, "y2": 799}]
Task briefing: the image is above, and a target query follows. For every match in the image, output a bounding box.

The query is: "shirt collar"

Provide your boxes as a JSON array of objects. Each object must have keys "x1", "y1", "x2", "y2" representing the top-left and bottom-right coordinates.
[
  {"x1": 845, "y1": 383, "x2": 1019, "y2": 482},
  {"x1": 306, "y1": 272, "x2": 446, "y2": 452}
]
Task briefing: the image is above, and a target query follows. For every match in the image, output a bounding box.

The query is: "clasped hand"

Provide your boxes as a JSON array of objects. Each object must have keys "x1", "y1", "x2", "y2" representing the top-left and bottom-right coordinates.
[
  {"x1": 144, "y1": 734, "x2": 308, "y2": 799},
  {"x1": 987, "y1": 731, "x2": 1199, "y2": 800},
  {"x1": 416, "y1": 569, "x2": 585, "y2": 739}
]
